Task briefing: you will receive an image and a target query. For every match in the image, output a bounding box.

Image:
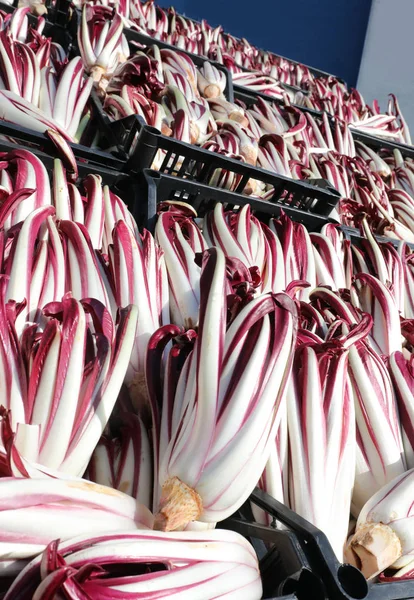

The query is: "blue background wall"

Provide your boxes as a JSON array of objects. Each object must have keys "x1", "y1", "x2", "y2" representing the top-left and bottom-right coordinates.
[{"x1": 171, "y1": 0, "x2": 373, "y2": 87}]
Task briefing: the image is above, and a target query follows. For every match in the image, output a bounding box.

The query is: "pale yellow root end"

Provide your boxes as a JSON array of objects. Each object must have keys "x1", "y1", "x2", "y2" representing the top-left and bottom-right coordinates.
[
  {"x1": 345, "y1": 522, "x2": 402, "y2": 579},
  {"x1": 154, "y1": 476, "x2": 202, "y2": 532},
  {"x1": 31, "y1": 3, "x2": 48, "y2": 15},
  {"x1": 241, "y1": 145, "x2": 258, "y2": 166},
  {"x1": 90, "y1": 66, "x2": 106, "y2": 83},
  {"x1": 229, "y1": 112, "x2": 249, "y2": 128},
  {"x1": 90, "y1": 67, "x2": 110, "y2": 96},
  {"x1": 190, "y1": 122, "x2": 200, "y2": 145},
  {"x1": 161, "y1": 122, "x2": 173, "y2": 137},
  {"x1": 203, "y1": 84, "x2": 222, "y2": 99},
  {"x1": 244, "y1": 178, "x2": 257, "y2": 195},
  {"x1": 187, "y1": 74, "x2": 198, "y2": 98}
]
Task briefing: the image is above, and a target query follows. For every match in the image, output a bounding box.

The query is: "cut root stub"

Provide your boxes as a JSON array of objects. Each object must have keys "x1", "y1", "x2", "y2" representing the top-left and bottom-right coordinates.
[
  {"x1": 202, "y1": 84, "x2": 222, "y2": 99},
  {"x1": 345, "y1": 522, "x2": 402, "y2": 580},
  {"x1": 154, "y1": 476, "x2": 203, "y2": 532},
  {"x1": 90, "y1": 66, "x2": 110, "y2": 96},
  {"x1": 31, "y1": 2, "x2": 48, "y2": 15}
]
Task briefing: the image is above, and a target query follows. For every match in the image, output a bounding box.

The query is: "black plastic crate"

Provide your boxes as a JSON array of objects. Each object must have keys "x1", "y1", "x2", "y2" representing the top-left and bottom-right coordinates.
[
  {"x1": 234, "y1": 62, "x2": 310, "y2": 97},
  {"x1": 135, "y1": 168, "x2": 337, "y2": 233},
  {"x1": 0, "y1": 136, "x2": 140, "y2": 211},
  {"x1": 233, "y1": 86, "x2": 325, "y2": 119},
  {"x1": 222, "y1": 495, "x2": 325, "y2": 600},
  {"x1": 246, "y1": 490, "x2": 370, "y2": 600},
  {"x1": 0, "y1": 0, "x2": 18, "y2": 13},
  {"x1": 351, "y1": 130, "x2": 414, "y2": 162},
  {"x1": 272, "y1": 54, "x2": 346, "y2": 85},
  {"x1": 222, "y1": 488, "x2": 365, "y2": 600},
  {"x1": 106, "y1": 120, "x2": 340, "y2": 218},
  {"x1": 233, "y1": 82, "x2": 298, "y2": 108},
  {"x1": 340, "y1": 225, "x2": 414, "y2": 252},
  {"x1": 0, "y1": 119, "x2": 128, "y2": 172},
  {"x1": 227, "y1": 488, "x2": 414, "y2": 600},
  {"x1": 51, "y1": 0, "x2": 72, "y2": 27}
]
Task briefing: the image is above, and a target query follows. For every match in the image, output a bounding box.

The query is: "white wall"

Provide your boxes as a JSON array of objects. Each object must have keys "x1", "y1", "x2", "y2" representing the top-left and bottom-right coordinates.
[{"x1": 357, "y1": 0, "x2": 414, "y2": 134}]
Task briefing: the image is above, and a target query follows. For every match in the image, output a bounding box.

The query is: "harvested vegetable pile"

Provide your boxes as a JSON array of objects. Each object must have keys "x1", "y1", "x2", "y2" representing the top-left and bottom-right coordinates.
[{"x1": 1, "y1": 0, "x2": 414, "y2": 597}]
